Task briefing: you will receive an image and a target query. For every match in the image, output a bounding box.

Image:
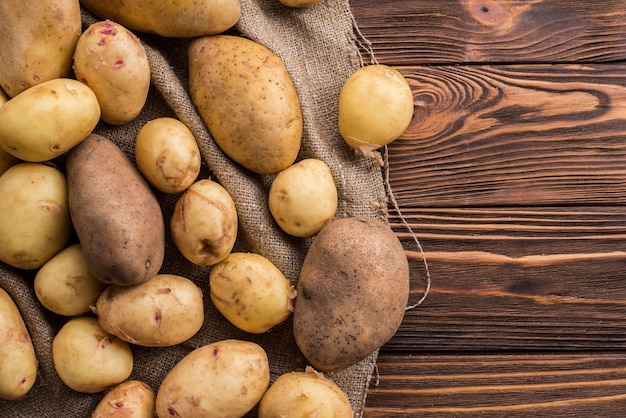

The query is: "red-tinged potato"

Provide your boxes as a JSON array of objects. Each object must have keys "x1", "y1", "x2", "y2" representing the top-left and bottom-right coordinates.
[
  {"x1": 0, "y1": 287, "x2": 38, "y2": 400},
  {"x1": 91, "y1": 380, "x2": 155, "y2": 418},
  {"x1": 74, "y1": 20, "x2": 150, "y2": 125}
]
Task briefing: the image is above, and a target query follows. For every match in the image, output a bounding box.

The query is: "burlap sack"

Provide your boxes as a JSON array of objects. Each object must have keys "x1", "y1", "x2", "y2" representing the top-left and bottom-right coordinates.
[{"x1": 0, "y1": 0, "x2": 388, "y2": 416}]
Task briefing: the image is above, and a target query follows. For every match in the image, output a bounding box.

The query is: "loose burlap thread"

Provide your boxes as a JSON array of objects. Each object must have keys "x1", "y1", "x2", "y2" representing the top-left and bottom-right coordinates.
[{"x1": 0, "y1": 1, "x2": 388, "y2": 416}]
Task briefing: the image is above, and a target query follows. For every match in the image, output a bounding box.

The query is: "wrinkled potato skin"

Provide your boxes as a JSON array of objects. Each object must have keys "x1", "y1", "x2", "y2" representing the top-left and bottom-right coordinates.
[
  {"x1": 293, "y1": 216, "x2": 410, "y2": 372},
  {"x1": 91, "y1": 380, "x2": 155, "y2": 418},
  {"x1": 80, "y1": 0, "x2": 240, "y2": 38},
  {"x1": 0, "y1": 0, "x2": 81, "y2": 97},
  {"x1": 189, "y1": 35, "x2": 302, "y2": 174},
  {"x1": 67, "y1": 134, "x2": 165, "y2": 286},
  {"x1": 74, "y1": 20, "x2": 150, "y2": 125},
  {"x1": 155, "y1": 339, "x2": 270, "y2": 418},
  {"x1": 0, "y1": 288, "x2": 38, "y2": 401},
  {"x1": 94, "y1": 274, "x2": 204, "y2": 347}
]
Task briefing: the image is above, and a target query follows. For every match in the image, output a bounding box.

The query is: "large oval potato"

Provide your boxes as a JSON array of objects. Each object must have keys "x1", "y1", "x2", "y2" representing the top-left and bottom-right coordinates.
[
  {"x1": 94, "y1": 274, "x2": 204, "y2": 347},
  {"x1": 0, "y1": 0, "x2": 81, "y2": 97},
  {"x1": 80, "y1": 0, "x2": 240, "y2": 38},
  {"x1": 155, "y1": 339, "x2": 270, "y2": 418},
  {"x1": 91, "y1": 380, "x2": 155, "y2": 418},
  {"x1": 73, "y1": 20, "x2": 151, "y2": 125},
  {"x1": 0, "y1": 288, "x2": 38, "y2": 400},
  {"x1": 0, "y1": 163, "x2": 72, "y2": 270},
  {"x1": 67, "y1": 134, "x2": 165, "y2": 286},
  {"x1": 0, "y1": 78, "x2": 101, "y2": 162},
  {"x1": 189, "y1": 35, "x2": 302, "y2": 174},
  {"x1": 293, "y1": 216, "x2": 410, "y2": 372}
]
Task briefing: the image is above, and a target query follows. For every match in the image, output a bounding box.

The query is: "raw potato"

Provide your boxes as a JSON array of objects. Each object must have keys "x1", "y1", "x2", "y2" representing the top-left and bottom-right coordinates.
[
  {"x1": 0, "y1": 163, "x2": 72, "y2": 270},
  {"x1": 0, "y1": 0, "x2": 82, "y2": 97},
  {"x1": 0, "y1": 288, "x2": 38, "y2": 400},
  {"x1": 0, "y1": 90, "x2": 20, "y2": 175},
  {"x1": 258, "y1": 366, "x2": 353, "y2": 418},
  {"x1": 0, "y1": 78, "x2": 101, "y2": 162},
  {"x1": 34, "y1": 244, "x2": 107, "y2": 316},
  {"x1": 135, "y1": 117, "x2": 201, "y2": 194},
  {"x1": 73, "y1": 20, "x2": 150, "y2": 125},
  {"x1": 269, "y1": 158, "x2": 338, "y2": 238},
  {"x1": 155, "y1": 339, "x2": 270, "y2": 418},
  {"x1": 171, "y1": 179, "x2": 238, "y2": 266},
  {"x1": 52, "y1": 316, "x2": 133, "y2": 393},
  {"x1": 210, "y1": 252, "x2": 296, "y2": 333},
  {"x1": 80, "y1": 0, "x2": 241, "y2": 38},
  {"x1": 91, "y1": 380, "x2": 155, "y2": 418},
  {"x1": 94, "y1": 274, "x2": 204, "y2": 347},
  {"x1": 293, "y1": 216, "x2": 410, "y2": 372},
  {"x1": 338, "y1": 64, "x2": 414, "y2": 164},
  {"x1": 67, "y1": 134, "x2": 165, "y2": 286},
  {"x1": 189, "y1": 35, "x2": 302, "y2": 174}
]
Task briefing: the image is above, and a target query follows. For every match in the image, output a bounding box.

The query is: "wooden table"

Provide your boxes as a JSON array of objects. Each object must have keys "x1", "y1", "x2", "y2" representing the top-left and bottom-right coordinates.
[{"x1": 350, "y1": 1, "x2": 626, "y2": 416}]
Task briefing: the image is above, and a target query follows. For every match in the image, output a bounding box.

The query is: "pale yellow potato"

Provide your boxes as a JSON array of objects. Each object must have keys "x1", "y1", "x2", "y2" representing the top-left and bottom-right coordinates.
[
  {"x1": 0, "y1": 90, "x2": 20, "y2": 175},
  {"x1": 279, "y1": 0, "x2": 323, "y2": 7},
  {"x1": 171, "y1": 179, "x2": 238, "y2": 266},
  {"x1": 155, "y1": 339, "x2": 270, "y2": 418},
  {"x1": 34, "y1": 244, "x2": 106, "y2": 316},
  {"x1": 52, "y1": 317, "x2": 133, "y2": 394},
  {"x1": 0, "y1": 163, "x2": 72, "y2": 270},
  {"x1": 269, "y1": 158, "x2": 338, "y2": 238},
  {"x1": 189, "y1": 35, "x2": 302, "y2": 174},
  {"x1": 338, "y1": 64, "x2": 414, "y2": 164},
  {"x1": 0, "y1": 78, "x2": 100, "y2": 162},
  {"x1": 80, "y1": 0, "x2": 240, "y2": 38},
  {"x1": 258, "y1": 366, "x2": 353, "y2": 418},
  {"x1": 94, "y1": 274, "x2": 204, "y2": 347},
  {"x1": 91, "y1": 380, "x2": 155, "y2": 418},
  {"x1": 0, "y1": 287, "x2": 38, "y2": 400},
  {"x1": 135, "y1": 117, "x2": 201, "y2": 194},
  {"x1": 74, "y1": 20, "x2": 151, "y2": 125},
  {"x1": 210, "y1": 252, "x2": 296, "y2": 334}
]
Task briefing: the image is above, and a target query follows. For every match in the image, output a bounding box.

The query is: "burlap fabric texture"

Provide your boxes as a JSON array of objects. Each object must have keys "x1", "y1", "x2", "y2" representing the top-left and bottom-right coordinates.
[{"x1": 0, "y1": 0, "x2": 389, "y2": 416}]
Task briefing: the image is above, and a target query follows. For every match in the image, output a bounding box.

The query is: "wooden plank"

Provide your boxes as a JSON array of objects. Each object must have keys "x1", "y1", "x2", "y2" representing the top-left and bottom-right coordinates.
[
  {"x1": 364, "y1": 353, "x2": 626, "y2": 417},
  {"x1": 390, "y1": 64, "x2": 626, "y2": 207},
  {"x1": 351, "y1": 0, "x2": 626, "y2": 65}
]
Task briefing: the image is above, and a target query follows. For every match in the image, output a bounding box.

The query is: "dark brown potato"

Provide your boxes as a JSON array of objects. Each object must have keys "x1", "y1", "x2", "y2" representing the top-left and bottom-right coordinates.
[
  {"x1": 293, "y1": 216, "x2": 410, "y2": 372},
  {"x1": 66, "y1": 134, "x2": 165, "y2": 286}
]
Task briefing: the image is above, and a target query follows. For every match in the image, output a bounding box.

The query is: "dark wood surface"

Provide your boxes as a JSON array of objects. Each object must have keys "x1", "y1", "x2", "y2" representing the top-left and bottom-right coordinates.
[{"x1": 350, "y1": 1, "x2": 626, "y2": 416}]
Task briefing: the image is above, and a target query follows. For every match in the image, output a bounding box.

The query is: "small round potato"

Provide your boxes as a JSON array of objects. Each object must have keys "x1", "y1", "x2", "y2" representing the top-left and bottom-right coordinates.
[
  {"x1": 338, "y1": 64, "x2": 413, "y2": 164},
  {"x1": 258, "y1": 366, "x2": 353, "y2": 418},
  {"x1": 171, "y1": 179, "x2": 238, "y2": 266},
  {"x1": 155, "y1": 339, "x2": 270, "y2": 418},
  {"x1": 91, "y1": 380, "x2": 155, "y2": 418},
  {"x1": 269, "y1": 158, "x2": 338, "y2": 238},
  {"x1": 0, "y1": 163, "x2": 72, "y2": 270},
  {"x1": 34, "y1": 244, "x2": 107, "y2": 316},
  {"x1": 210, "y1": 252, "x2": 296, "y2": 334},
  {"x1": 135, "y1": 117, "x2": 201, "y2": 194},
  {"x1": 52, "y1": 316, "x2": 133, "y2": 394}
]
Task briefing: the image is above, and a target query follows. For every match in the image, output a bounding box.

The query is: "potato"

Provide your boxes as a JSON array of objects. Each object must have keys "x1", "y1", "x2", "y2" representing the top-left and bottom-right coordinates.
[
  {"x1": 338, "y1": 64, "x2": 414, "y2": 164},
  {"x1": 135, "y1": 117, "x2": 201, "y2": 194},
  {"x1": 155, "y1": 339, "x2": 270, "y2": 418},
  {"x1": 0, "y1": 163, "x2": 72, "y2": 270},
  {"x1": 0, "y1": 78, "x2": 101, "y2": 162},
  {"x1": 293, "y1": 216, "x2": 410, "y2": 372},
  {"x1": 269, "y1": 158, "x2": 338, "y2": 238},
  {"x1": 258, "y1": 366, "x2": 353, "y2": 418},
  {"x1": 0, "y1": 287, "x2": 38, "y2": 400},
  {"x1": 210, "y1": 252, "x2": 296, "y2": 334},
  {"x1": 34, "y1": 244, "x2": 107, "y2": 316},
  {"x1": 0, "y1": 88, "x2": 8, "y2": 106},
  {"x1": 52, "y1": 316, "x2": 133, "y2": 393},
  {"x1": 67, "y1": 134, "x2": 165, "y2": 286},
  {"x1": 80, "y1": 0, "x2": 240, "y2": 38},
  {"x1": 0, "y1": 90, "x2": 20, "y2": 175},
  {"x1": 91, "y1": 380, "x2": 155, "y2": 418},
  {"x1": 73, "y1": 20, "x2": 150, "y2": 125},
  {"x1": 93, "y1": 274, "x2": 204, "y2": 347},
  {"x1": 0, "y1": 0, "x2": 81, "y2": 97},
  {"x1": 189, "y1": 35, "x2": 302, "y2": 174},
  {"x1": 171, "y1": 179, "x2": 238, "y2": 266}
]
